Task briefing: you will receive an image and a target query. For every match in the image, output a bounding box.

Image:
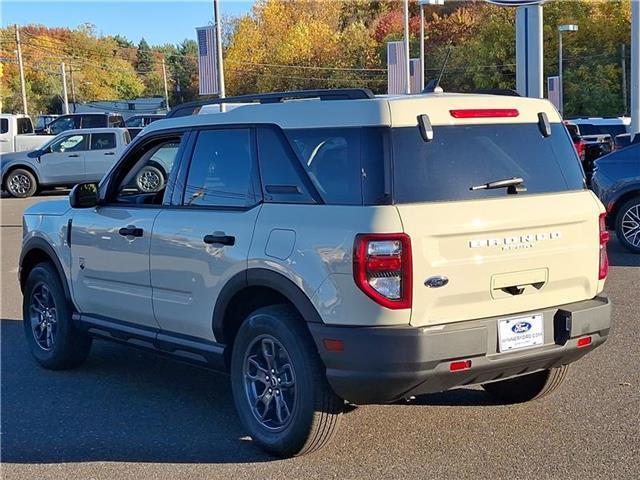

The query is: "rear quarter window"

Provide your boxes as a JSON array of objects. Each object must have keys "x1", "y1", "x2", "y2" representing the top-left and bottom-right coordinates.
[
  {"x1": 0, "y1": 119, "x2": 8, "y2": 134},
  {"x1": 392, "y1": 123, "x2": 585, "y2": 203}
]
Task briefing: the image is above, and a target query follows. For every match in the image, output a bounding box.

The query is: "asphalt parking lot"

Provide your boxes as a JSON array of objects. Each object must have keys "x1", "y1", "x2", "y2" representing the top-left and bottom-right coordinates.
[{"x1": 1, "y1": 193, "x2": 639, "y2": 480}]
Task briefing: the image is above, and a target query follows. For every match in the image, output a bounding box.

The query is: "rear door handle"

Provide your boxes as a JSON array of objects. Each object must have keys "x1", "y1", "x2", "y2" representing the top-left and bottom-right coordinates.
[
  {"x1": 68, "y1": 154, "x2": 80, "y2": 157},
  {"x1": 119, "y1": 226, "x2": 144, "y2": 237},
  {"x1": 203, "y1": 234, "x2": 235, "y2": 246},
  {"x1": 104, "y1": 152, "x2": 115, "y2": 155}
]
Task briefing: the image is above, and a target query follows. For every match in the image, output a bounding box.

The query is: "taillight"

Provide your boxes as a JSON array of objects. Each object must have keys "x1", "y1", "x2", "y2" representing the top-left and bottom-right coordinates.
[
  {"x1": 449, "y1": 108, "x2": 519, "y2": 119},
  {"x1": 353, "y1": 233, "x2": 412, "y2": 309},
  {"x1": 598, "y1": 213, "x2": 609, "y2": 280},
  {"x1": 575, "y1": 139, "x2": 586, "y2": 161}
]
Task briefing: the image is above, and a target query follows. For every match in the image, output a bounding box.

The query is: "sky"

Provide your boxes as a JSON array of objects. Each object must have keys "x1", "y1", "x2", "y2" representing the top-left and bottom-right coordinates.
[{"x1": 2, "y1": 0, "x2": 255, "y2": 46}]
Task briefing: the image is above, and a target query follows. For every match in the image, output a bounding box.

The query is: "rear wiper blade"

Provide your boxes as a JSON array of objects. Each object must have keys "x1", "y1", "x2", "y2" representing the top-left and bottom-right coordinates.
[{"x1": 470, "y1": 177, "x2": 526, "y2": 193}]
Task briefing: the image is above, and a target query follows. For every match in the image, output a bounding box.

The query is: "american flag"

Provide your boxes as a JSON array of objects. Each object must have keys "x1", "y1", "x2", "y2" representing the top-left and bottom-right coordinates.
[
  {"x1": 387, "y1": 41, "x2": 406, "y2": 95},
  {"x1": 196, "y1": 26, "x2": 219, "y2": 95}
]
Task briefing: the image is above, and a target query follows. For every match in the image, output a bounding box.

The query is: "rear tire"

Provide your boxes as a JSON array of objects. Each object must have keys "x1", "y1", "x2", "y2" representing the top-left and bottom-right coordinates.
[
  {"x1": 22, "y1": 262, "x2": 92, "y2": 370},
  {"x1": 135, "y1": 165, "x2": 165, "y2": 193},
  {"x1": 230, "y1": 305, "x2": 343, "y2": 457},
  {"x1": 5, "y1": 168, "x2": 38, "y2": 198},
  {"x1": 482, "y1": 366, "x2": 570, "y2": 403},
  {"x1": 615, "y1": 197, "x2": 640, "y2": 254}
]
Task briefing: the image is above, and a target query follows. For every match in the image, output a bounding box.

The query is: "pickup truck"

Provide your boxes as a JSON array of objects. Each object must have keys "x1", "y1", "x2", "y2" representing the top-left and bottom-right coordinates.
[
  {"x1": 0, "y1": 114, "x2": 54, "y2": 154},
  {"x1": 1, "y1": 127, "x2": 130, "y2": 198}
]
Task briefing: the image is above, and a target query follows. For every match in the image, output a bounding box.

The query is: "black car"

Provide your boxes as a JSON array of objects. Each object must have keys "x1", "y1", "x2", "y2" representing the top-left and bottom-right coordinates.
[
  {"x1": 37, "y1": 113, "x2": 125, "y2": 135},
  {"x1": 591, "y1": 141, "x2": 640, "y2": 253}
]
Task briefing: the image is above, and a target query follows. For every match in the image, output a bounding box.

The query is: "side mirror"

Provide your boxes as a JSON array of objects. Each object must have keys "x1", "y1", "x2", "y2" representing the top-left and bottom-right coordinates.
[{"x1": 69, "y1": 182, "x2": 99, "y2": 208}]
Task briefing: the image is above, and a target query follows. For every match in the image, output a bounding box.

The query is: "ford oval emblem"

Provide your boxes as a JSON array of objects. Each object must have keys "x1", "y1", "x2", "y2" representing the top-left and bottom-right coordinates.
[
  {"x1": 512, "y1": 321, "x2": 532, "y2": 334},
  {"x1": 424, "y1": 276, "x2": 449, "y2": 288}
]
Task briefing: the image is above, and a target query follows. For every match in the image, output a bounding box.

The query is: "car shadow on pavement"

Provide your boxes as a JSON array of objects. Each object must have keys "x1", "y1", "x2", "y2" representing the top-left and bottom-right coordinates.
[
  {"x1": 0, "y1": 318, "x2": 273, "y2": 464},
  {"x1": 607, "y1": 234, "x2": 640, "y2": 268},
  {"x1": 1, "y1": 189, "x2": 69, "y2": 199}
]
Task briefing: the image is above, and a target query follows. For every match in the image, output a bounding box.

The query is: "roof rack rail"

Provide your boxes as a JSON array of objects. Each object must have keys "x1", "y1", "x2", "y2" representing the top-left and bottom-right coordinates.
[
  {"x1": 473, "y1": 88, "x2": 521, "y2": 97},
  {"x1": 166, "y1": 88, "x2": 375, "y2": 118}
]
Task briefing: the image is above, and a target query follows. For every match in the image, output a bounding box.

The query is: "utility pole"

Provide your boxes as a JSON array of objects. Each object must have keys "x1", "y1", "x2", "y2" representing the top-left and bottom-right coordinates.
[
  {"x1": 213, "y1": 0, "x2": 226, "y2": 111},
  {"x1": 61, "y1": 62, "x2": 69, "y2": 114},
  {"x1": 403, "y1": 0, "x2": 410, "y2": 94},
  {"x1": 161, "y1": 58, "x2": 170, "y2": 111},
  {"x1": 69, "y1": 65, "x2": 77, "y2": 112},
  {"x1": 419, "y1": 4, "x2": 425, "y2": 91},
  {"x1": 631, "y1": 0, "x2": 639, "y2": 138},
  {"x1": 15, "y1": 25, "x2": 28, "y2": 115},
  {"x1": 622, "y1": 44, "x2": 628, "y2": 116}
]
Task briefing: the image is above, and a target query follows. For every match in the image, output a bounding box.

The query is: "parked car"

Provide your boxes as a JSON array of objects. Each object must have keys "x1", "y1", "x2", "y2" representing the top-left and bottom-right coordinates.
[
  {"x1": 36, "y1": 113, "x2": 125, "y2": 135},
  {"x1": 592, "y1": 142, "x2": 640, "y2": 253},
  {"x1": 564, "y1": 121, "x2": 613, "y2": 182},
  {"x1": 2, "y1": 127, "x2": 129, "y2": 198},
  {"x1": 124, "y1": 114, "x2": 165, "y2": 127},
  {"x1": 613, "y1": 132, "x2": 640, "y2": 151},
  {"x1": 0, "y1": 114, "x2": 54, "y2": 154},
  {"x1": 19, "y1": 89, "x2": 611, "y2": 457},
  {"x1": 34, "y1": 114, "x2": 59, "y2": 132},
  {"x1": 570, "y1": 116, "x2": 630, "y2": 137}
]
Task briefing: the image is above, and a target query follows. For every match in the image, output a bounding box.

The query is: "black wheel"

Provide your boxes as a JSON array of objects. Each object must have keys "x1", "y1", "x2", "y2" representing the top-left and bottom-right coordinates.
[
  {"x1": 231, "y1": 305, "x2": 343, "y2": 457},
  {"x1": 22, "y1": 262, "x2": 92, "y2": 370},
  {"x1": 135, "y1": 165, "x2": 165, "y2": 193},
  {"x1": 5, "y1": 168, "x2": 37, "y2": 198},
  {"x1": 615, "y1": 197, "x2": 640, "y2": 254},
  {"x1": 482, "y1": 366, "x2": 570, "y2": 403}
]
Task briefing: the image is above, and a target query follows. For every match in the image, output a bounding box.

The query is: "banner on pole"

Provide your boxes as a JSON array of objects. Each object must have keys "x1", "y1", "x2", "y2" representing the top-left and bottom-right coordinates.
[
  {"x1": 196, "y1": 26, "x2": 219, "y2": 95},
  {"x1": 547, "y1": 76, "x2": 560, "y2": 111},
  {"x1": 388, "y1": 42, "x2": 422, "y2": 94}
]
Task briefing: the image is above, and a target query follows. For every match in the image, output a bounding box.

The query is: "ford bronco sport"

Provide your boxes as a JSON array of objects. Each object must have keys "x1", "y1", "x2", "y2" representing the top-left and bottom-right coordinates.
[{"x1": 19, "y1": 89, "x2": 612, "y2": 457}]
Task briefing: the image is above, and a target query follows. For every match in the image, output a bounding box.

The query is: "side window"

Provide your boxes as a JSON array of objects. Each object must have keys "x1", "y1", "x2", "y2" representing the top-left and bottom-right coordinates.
[
  {"x1": 0, "y1": 119, "x2": 8, "y2": 134},
  {"x1": 109, "y1": 116, "x2": 125, "y2": 127},
  {"x1": 114, "y1": 136, "x2": 183, "y2": 203},
  {"x1": 82, "y1": 115, "x2": 104, "y2": 128},
  {"x1": 50, "y1": 134, "x2": 88, "y2": 153},
  {"x1": 125, "y1": 116, "x2": 143, "y2": 127},
  {"x1": 16, "y1": 117, "x2": 33, "y2": 134},
  {"x1": 285, "y1": 128, "x2": 363, "y2": 205},
  {"x1": 183, "y1": 128, "x2": 257, "y2": 207},
  {"x1": 49, "y1": 117, "x2": 76, "y2": 135},
  {"x1": 257, "y1": 127, "x2": 314, "y2": 204},
  {"x1": 90, "y1": 133, "x2": 116, "y2": 150}
]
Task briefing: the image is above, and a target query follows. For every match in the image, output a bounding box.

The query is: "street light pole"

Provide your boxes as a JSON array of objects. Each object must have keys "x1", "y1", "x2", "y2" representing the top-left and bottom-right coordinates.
[
  {"x1": 61, "y1": 62, "x2": 69, "y2": 115},
  {"x1": 213, "y1": 0, "x2": 226, "y2": 111},
  {"x1": 558, "y1": 24, "x2": 578, "y2": 117},
  {"x1": 403, "y1": 0, "x2": 410, "y2": 95},
  {"x1": 15, "y1": 25, "x2": 28, "y2": 115},
  {"x1": 418, "y1": 1, "x2": 444, "y2": 93}
]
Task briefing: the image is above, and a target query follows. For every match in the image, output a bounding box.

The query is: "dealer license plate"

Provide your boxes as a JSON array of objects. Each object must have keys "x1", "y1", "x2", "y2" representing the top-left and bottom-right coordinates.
[{"x1": 498, "y1": 314, "x2": 544, "y2": 353}]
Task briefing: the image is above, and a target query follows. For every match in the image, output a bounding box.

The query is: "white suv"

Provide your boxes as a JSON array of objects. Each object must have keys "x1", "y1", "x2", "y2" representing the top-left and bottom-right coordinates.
[{"x1": 19, "y1": 89, "x2": 611, "y2": 457}]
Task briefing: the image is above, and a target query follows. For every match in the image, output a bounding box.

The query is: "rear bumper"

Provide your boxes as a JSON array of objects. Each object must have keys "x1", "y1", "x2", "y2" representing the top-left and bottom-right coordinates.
[{"x1": 309, "y1": 296, "x2": 611, "y2": 404}]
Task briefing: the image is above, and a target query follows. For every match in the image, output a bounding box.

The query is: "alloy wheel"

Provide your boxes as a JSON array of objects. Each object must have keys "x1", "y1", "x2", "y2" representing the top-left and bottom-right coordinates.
[
  {"x1": 29, "y1": 282, "x2": 57, "y2": 351},
  {"x1": 621, "y1": 204, "x2": 640, "y2": 248},
  {"x1": 8, "y1": 173, "x2": 31, "y2": 196},
  {"x1": 138, "y1": 169, "x2": 161, "y2": 192},
  {"x1": 243, "y1": 334, "x2": 297, "y2": 431}
]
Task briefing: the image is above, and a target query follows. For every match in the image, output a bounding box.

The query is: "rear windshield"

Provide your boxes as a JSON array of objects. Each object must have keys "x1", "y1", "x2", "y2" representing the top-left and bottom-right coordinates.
[
  {"x1": 576, "y1": 123, "x2": 627, "y2": 137},
  {"x1": 392, "y1": 123, "x2": 585, "y2": 203}
]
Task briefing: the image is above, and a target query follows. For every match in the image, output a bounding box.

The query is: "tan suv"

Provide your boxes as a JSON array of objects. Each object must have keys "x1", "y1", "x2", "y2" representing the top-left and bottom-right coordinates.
[{"x1": 19, "y1": 89, "x2": 611, "y2": 457}]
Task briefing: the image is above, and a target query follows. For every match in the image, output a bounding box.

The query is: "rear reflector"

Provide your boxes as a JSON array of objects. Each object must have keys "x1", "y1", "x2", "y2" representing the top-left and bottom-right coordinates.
[
  {"x1": 323, "y1": 339, "x2": 344, "y2": 352},
  {"x1": 577, "y1": 336, "x2": 592, "y2": 348},
  {"x1": 449, "y1": 108, "x2": 519, "y2": 119},
  {"x1": 449, "y1": 360, "x2": 472, "y2": 372}
]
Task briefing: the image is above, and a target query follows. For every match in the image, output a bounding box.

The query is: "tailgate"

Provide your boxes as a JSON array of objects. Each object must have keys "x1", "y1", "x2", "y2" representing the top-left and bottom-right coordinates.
[{"x1": 397, "y1": 191, "x2": 603, "y2": 327}]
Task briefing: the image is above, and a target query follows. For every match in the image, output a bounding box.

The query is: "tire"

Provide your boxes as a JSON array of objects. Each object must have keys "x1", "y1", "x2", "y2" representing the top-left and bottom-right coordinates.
[
  {"x1": 615, "y1": 197, "x2": 640, "y2": 254},
  {"x1": 22, "y1": 262, "x2": 92, "y2": 370},
  {"x1": 482, "y1": 365, "x2": 570, "y2": 404},
  {"x1": 5, "y1": 168, "x2": 38, "y2": 198},
  {"x1": 230, "y1": 305, "x2": 343, "y2": 457},
  {"x1": 135, "y1": 165, "x2": 165, "y2": 193}
]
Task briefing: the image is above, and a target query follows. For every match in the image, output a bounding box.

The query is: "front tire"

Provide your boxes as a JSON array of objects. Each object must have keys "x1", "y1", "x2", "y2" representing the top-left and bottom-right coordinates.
[
  {"x1": 231, "y1": 305, "x2": 343, "y2": 457},
  {"x1": 482, "y1": 366, "x2": 570, "y2": 403},
  {"x1": 23, "y1": 262, "x2": 92, "y2": 370},
  {"x1": 615, "y1": 197, "x2": 640, "y2": 254},
  {"x1": 5, "y1": 168, "x2": 38, "y2": 198}
]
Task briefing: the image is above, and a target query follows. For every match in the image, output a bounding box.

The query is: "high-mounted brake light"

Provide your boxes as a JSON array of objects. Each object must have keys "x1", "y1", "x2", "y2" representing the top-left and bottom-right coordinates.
[
  {"x1": 598, "y1": 213, "x2": 609, "y2": 280},
  {"x1": 353, "y1": 233, "x2": 412, "y2": 309},
  {"x1": 449, "y1": 108, "x2": 519, "y2": 119}
]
